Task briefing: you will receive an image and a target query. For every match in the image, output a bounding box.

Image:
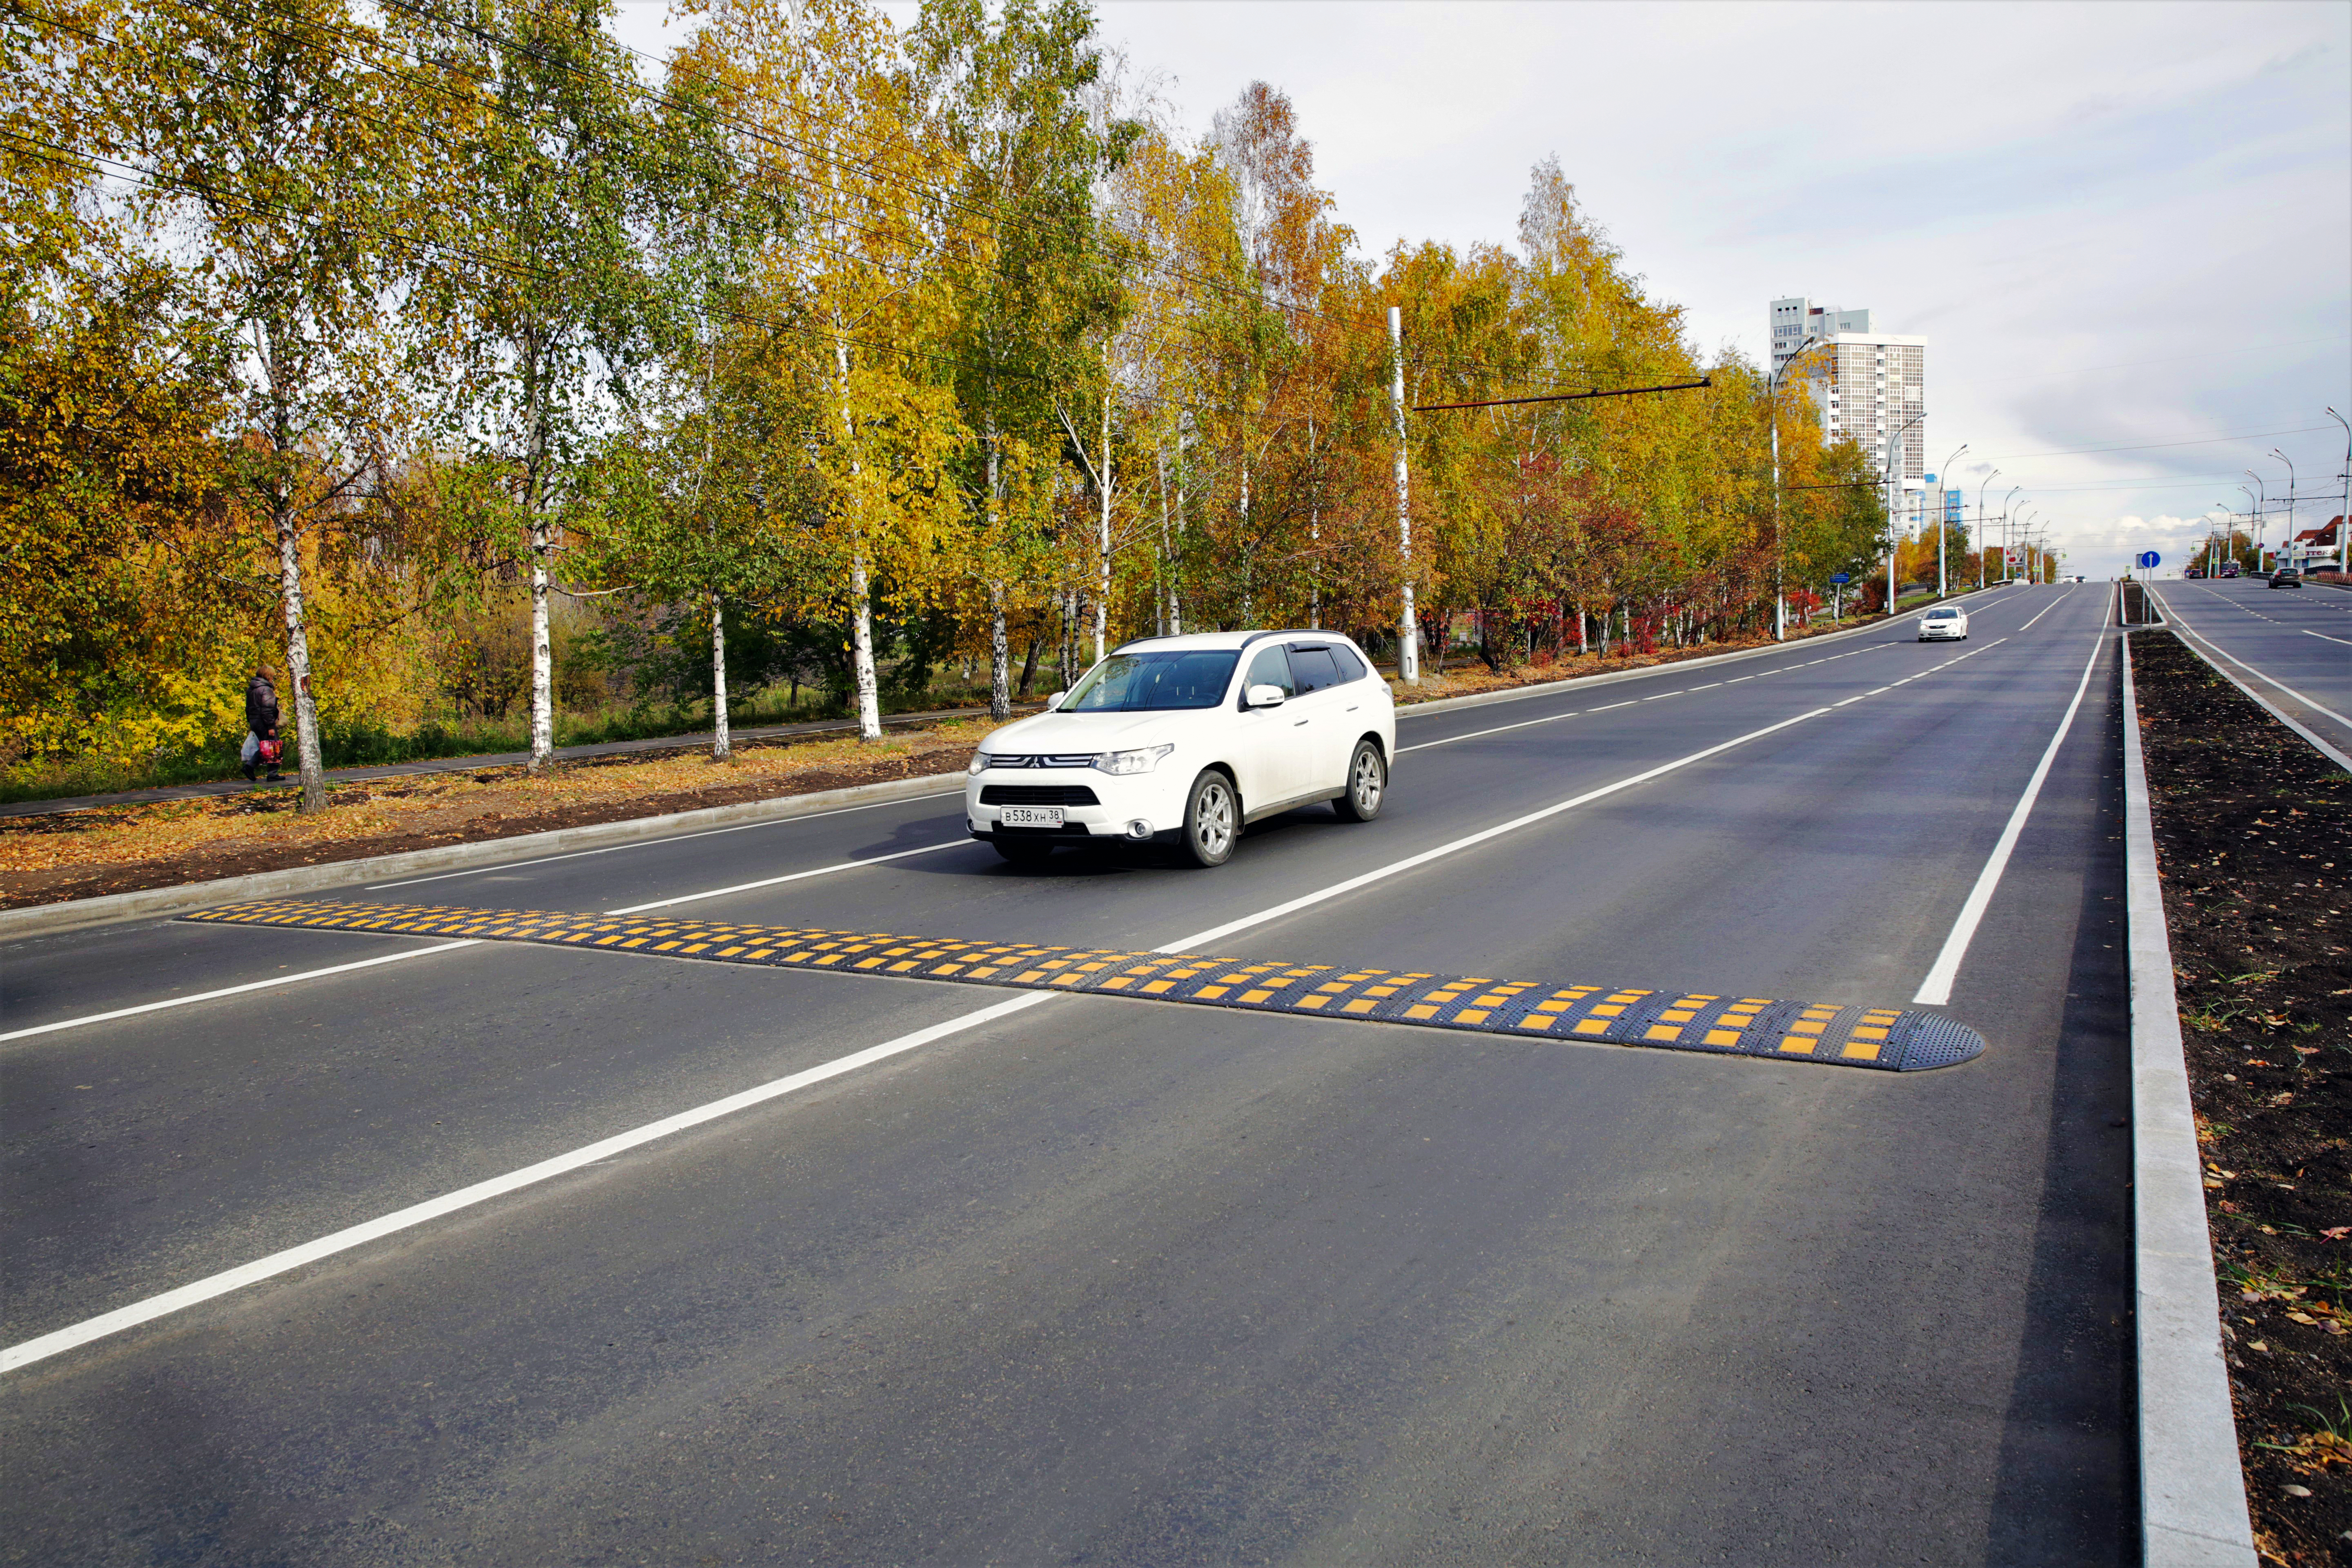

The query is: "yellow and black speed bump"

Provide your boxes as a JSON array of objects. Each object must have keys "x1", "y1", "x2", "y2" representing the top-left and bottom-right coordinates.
[{"x1": 183, "y1": 900, "x2": 1985, "y2": 1072}]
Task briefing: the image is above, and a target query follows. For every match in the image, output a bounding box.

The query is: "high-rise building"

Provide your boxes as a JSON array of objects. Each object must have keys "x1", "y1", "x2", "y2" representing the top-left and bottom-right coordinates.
[{"x1": 1770, "y1": 297, "x2": 1929, "y2": 532}]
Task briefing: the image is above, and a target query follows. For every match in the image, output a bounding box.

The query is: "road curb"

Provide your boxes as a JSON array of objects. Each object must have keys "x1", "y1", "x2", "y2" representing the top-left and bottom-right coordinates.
[
  {"x1": 1389, "y1": 591, "x2": 1978, "y2": 720},
  {"x1": 0, "y1": 771, "x2": 968, "y2": 944},
  {"x1": 2121, "y1": 631, "x2": 2259, "y2": 1568}
]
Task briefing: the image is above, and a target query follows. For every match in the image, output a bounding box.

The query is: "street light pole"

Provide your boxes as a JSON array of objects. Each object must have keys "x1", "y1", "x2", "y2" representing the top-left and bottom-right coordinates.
[
  {"x1": 2270, "y1": 448, "x2": 2296, "y2": 572},
  {"x1": 1883, "y1": 410, "x2": 1926, "y2": 612},
  {"x1": 1976, "y1": 469, "x2": 1999, "y2": 589},
  {"x1": 1768, "y1": 335, "x2": 1822, "y2": 641},
  {"x1": 1389, "y1": 306, "x2": 1418, "y2": 685},
  {"x1": 1999, "y1": 486, "x2": 2022, "y2": 582},
  {"x1": 1936, "y1": 443, "x2": 1967, "y2": 598},
  {"x1": 2330, "y1": 408, "x2": 2352, "y2": 574}
]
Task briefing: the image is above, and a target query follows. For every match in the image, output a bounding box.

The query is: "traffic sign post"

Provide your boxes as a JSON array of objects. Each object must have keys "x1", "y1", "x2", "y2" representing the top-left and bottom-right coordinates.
[{"x1": 1829, "y1": 573, "x2": 1850, "y2": 620}]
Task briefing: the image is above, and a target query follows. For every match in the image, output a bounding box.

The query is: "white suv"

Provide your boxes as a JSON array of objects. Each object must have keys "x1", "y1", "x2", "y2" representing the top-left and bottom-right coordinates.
[{"x1": 966, "y1": 630, "x2": 1397, "y2": 867}]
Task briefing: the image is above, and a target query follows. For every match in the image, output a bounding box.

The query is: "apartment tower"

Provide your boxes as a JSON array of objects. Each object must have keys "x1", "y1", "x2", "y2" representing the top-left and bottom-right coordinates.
[{"x1": 1770, "y1": 297, "x2": 1929, "y2": 532}]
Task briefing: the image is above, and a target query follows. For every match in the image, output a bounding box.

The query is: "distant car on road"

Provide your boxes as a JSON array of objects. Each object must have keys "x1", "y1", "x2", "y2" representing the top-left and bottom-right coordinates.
[
  {"x1": 1918, "y1": 605, "x2": 1969, "y2": 641},
  {"x1": 966, "y1": 630, "x2": 1397, "y2": 868},
  {"x1": 2218, "y1": 562, "x2": 2241, "y2": 578},
  {"x1": 2183, "y1": 566, "x2": 2205, "y2": 579},
  {"x1": 2270, "y1": 567, "x2": 2303, "y2": 590}
]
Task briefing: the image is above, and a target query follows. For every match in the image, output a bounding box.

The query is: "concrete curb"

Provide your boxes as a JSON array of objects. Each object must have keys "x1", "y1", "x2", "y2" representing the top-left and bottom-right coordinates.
[
  {"x1": 1388, "y1": 590, "x2": 1976, "y2": 720},
  {"x1": 2121, "y1": 631, "x2": 2259, "y2": 1568},
  {"x1": 0, "y1": 771, "x2": 968, "y2": 944},
  {"x1": 2146, "y1": 587, "x2": 2352, "y2": 773}
]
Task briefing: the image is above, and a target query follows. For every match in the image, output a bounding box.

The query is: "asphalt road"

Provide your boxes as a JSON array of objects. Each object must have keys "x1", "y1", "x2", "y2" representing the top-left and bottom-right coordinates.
[
  {"x1": 2149, "y1": 577, "x2": 2352, "y2": 760},
  {"x1": 1, "y1": 585, "x2": 2137, "y2": 1566}
]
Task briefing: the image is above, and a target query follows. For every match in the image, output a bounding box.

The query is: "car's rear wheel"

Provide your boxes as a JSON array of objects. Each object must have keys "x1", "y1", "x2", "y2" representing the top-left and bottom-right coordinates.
[
  {"x1": 1334, "y1": 738, "x2": 1385, "y2": 822},
  {"x1": 1180, "y1": 770, "x2": 1237, "y2": 867},
  {"x1": 992, "y1": 837, "x2": 1055, "y2": 865}
]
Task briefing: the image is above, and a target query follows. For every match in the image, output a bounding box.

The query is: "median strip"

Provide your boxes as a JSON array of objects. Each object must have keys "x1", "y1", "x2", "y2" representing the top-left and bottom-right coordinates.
[{"x1": 183, "y1": 899, "x2": 1987, "y2": 1073}]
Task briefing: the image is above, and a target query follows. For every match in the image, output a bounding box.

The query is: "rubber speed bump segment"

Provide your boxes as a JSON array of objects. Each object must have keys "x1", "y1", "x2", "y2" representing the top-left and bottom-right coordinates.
[{"x1": 182, "y1": 900, "x2": 1986, "y2": 1071}]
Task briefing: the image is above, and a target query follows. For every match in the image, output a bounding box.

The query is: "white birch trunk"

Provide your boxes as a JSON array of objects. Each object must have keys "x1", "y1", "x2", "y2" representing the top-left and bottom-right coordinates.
[
  {"x1": 527, "y1": 519, "x2": 554, "y2": 771},
  {"x1": 1094, "y1": 365, "x2": 1111, "y2": 664},
  {"x1": 836, "y1": 337, "x2": 882, "y2": 742},
  {"x1": 1389, "y1": 306, "x2": 1419, "y2": 684},
  {"x1": 275, "y1": 509, "x2": 327, "y2": 812},
  {"x1": 710, "y1": 592, "x2": 731, "y2": 760}
]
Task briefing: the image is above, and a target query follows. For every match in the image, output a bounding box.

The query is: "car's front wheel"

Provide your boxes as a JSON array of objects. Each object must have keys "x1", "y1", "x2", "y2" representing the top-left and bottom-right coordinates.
[
  {"x1": 1334, "y1": 738, "x2": 1385, "y2": 822},
  {"x1": 1180, "y1": 770, "x2": 1238, "y2": 868}
]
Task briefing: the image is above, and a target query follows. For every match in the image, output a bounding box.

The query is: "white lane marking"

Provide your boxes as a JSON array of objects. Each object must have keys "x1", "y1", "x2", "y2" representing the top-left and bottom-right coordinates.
[
  {"x1": 1726, "y1": 675, "x2": 1755, "y2": 683},
  {"x1": 368, "y1": 789, "x2": 967, "y2": 889},
  {"x1": 1689, "y1": 683, "x2": 1722, "y2": 690},
  {"x1": 0, "y1": 989, "x2": 1060, "y2": 1374},
  {"x1": 1397, "y1": 710, "x2": 1583, "y2": 755},
  {"x1": 2, "y1": 632, "x2": 2036, "y2": 1370},
  {"x1": 2303, "y1": 628, "x2": 2352, "y2": 648},
  {"x1": 1590, "y1": 700, "x2": 1638, "y2": 711},
  {"x1": 1162, "y1": 707, "x2": 1839, "y2": 954},
  {"x1": 2016, "y1": 588, "x2": 2076, "y2": 632},
  {"x1": 2159, "y1": 593, "x2": 2352, "y2": 728},
  {"x1": 1913, "y1": 594, "x2": 2112, "y2": 1007},
  {"x1": 604, "y1": 841, "x2": 968, "y2": 915},
  {"x1": 1641, "y1": 691, "x2": 1682, "y2": 701},
  {"x1": 0, "y1": 943, "x2": 481, "y2": 1046}
]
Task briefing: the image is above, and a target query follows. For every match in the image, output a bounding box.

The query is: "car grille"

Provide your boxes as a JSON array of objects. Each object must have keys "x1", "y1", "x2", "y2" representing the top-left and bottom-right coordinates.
[
  {"x1": 982, "y1": 753, "x2": 1096, "y2": 770},
  {"x1": 980, "y1": 784, "x2": 1100, "y2": 806}
]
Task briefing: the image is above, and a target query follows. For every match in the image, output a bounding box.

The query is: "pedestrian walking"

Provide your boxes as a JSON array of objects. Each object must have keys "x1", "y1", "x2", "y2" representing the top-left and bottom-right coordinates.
[{"x1": 242, "y1": 664, "x2": 283, "y2": 783}]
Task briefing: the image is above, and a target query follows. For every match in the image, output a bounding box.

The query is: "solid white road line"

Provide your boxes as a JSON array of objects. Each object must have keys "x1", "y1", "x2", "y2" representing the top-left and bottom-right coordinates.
[
  {"x1": 605, "y1": 840, "x2": 969, "y2": 915},
  {"x1": 2159, "y1": 593, "x2": 2352, "y2": 728},
  {"x1": 0, "y1": 942, "x2": 481, "y2": 1046},
  {"x1": 3, "y1": 627, "x2": 2045, "y2": 1371},
  {"x1": 2016, "y1": 587, "x2": 2076, "y2": 632},
  {"x1": 8, "y1": 845, "x2": 974, "y2": 1042},
  {"x1": 368, "y1": 789, "x2": 967, "y2": 889},
  {"x1": 0, "y1": 989, "x2": 1060, "y2": 1374},
  {"x1": 1912, "y1": 591, "x2": 2113, "y2": 1007},
  {"x1": 2303, "y1": 628, "x2": 2352, "y2": 648}
]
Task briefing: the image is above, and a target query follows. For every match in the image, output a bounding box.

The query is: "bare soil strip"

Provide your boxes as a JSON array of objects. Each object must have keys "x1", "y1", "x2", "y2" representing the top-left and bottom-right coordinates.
[{"x1": 2132, "y1": 629, "x2": 2350, "y2": 1566}]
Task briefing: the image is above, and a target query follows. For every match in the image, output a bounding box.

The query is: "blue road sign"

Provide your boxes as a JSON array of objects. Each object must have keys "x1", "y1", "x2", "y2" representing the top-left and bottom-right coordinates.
[
  {"x1": 1829, "y1": 573, "x2": 1851, "y2": 584},
  {"x1": 2137, "y1": 551, "x2": 2161, "y2": 569}
]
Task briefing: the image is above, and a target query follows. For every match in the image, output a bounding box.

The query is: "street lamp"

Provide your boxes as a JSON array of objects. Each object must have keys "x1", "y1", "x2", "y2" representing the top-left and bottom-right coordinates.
[
  {"x1": 1884, "y1": 410, "x2": 1927, "y2": 612},
  {"x1": 1767, "y1": 335, "x2": 1824, "y2": 641},
  {"x1": 2269, "y1": 448, "x2": 2296, "y2": 570},
  {"x1": 1936, "y1": 443, "x2": 1967, "y2": 597},
  {"x1": 2330, "y1": 408, "x2": 2352, "y2": 573},
  {"x1": 2000, "y1": 486, "x2": 2022, "y2": 582},
  {"x1": 2239, "y1": 485, "x2": 2261, "y2": 571},
  {"x1": 1976, "y1": 469, "x2": 2000, "y2": 589}
]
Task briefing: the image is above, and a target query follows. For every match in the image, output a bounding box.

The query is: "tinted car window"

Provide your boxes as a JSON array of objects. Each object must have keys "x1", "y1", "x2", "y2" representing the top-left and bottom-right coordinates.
[
  {"x1": 1287, "y1": 645, "x2": 1343, "y2": 694},
  {"x1": 1063, "y1": 650, "x2": 1241, "y2": 711},
  {"x1": 1243, "y1": 645, "x2": 1296, "y2": 698},
  {"x1": 1330, "y1": 645, "x2": 1368, "y2": 682}
]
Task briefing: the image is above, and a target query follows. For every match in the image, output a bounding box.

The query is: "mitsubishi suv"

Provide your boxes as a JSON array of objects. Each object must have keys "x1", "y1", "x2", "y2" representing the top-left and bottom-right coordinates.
[{"x1": 966, "y1": 630, "x2": 1397, "y2": 868}]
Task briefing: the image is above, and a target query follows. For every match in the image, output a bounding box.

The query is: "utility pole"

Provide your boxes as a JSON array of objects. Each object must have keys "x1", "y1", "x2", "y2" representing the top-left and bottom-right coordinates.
[{"x1": 1389, "y1": 306, "x2": 1418, "y2": 685}]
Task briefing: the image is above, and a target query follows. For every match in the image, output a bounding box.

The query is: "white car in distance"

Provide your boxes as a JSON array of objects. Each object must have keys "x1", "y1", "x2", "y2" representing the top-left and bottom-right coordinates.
[
  {"x1": 1918, "y1": 605, "x2": 1969, "y2": 642},
  {"x1": 966, "y1": 630, "x2": 1397, "y2": 868}
]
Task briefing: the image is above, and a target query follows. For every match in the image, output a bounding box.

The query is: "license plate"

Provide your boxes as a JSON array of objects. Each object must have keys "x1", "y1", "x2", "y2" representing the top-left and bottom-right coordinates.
[{"x1": 999, "y1": 806, "x2": 1065, "y2": 827}]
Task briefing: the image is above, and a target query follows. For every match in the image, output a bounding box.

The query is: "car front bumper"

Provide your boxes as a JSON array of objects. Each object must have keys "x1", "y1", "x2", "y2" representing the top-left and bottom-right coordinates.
[{"x1": 964, "y1": 766, "x2": 1192, "y2": 843}]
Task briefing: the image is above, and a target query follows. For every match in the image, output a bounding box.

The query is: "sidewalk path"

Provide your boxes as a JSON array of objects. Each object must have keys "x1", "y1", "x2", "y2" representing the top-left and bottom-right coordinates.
[{"x1": 0, "y1": 704, "x2": 1021, "y2": 821}]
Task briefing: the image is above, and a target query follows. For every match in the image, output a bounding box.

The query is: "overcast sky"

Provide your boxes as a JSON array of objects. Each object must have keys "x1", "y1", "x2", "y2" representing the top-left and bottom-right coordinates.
[{"x1": 616, "y1": 0, "x2": 2352, "y2": 577}]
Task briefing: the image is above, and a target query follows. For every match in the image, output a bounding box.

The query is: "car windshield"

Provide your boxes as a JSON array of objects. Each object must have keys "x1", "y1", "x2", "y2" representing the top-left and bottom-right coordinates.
[
  {"x1": 1062, "y1": 650, "x2": 1240, "y2": 712},
  {"x1": 1928, "y1": 608, "x2": 1958, "y2": 619}
]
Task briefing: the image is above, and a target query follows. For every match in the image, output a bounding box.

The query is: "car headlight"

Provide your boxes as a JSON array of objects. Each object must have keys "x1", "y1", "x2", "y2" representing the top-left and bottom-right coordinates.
[
  {"x1": 1092, "y1": 744, "x2": 1174, "y2": 776},
  {"x1": 968, "y1": 752, "x2": 990, "y2": 776}
]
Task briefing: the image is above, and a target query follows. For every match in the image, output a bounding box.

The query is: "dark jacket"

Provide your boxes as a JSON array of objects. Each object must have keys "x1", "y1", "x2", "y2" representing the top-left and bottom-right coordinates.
[{"x1": 245, "y1": 674, "x2": 279, "y2": 736}]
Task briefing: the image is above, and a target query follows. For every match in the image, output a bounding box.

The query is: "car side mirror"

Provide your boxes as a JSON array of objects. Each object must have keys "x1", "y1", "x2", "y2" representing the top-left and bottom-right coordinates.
[
  {"x1": 1045, "y1": 690, "x2": 1065, "y2": 710},
  {"x1": 1246, "y1": 684, "x2": 1287, "y2": 709}
]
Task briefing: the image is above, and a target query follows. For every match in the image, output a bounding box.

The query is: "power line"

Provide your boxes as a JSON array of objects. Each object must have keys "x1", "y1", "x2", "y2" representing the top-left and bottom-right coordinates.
[{"x1": 1411, "y1": 377, "x2": 1711, "y2": 413}]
